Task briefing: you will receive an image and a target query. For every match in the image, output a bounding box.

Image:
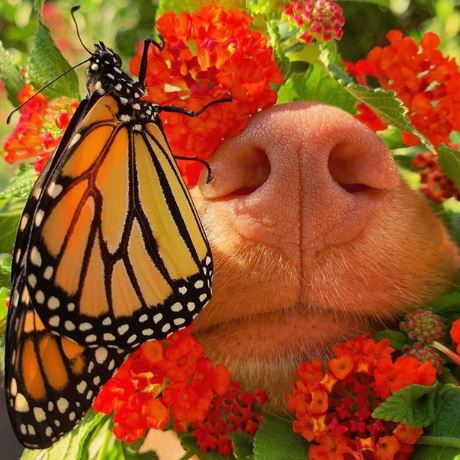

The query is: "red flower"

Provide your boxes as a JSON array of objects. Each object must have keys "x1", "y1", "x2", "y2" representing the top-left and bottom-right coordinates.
[
  {"x1": 93, "y1": 329, "x2": 230, "y2": 443},
  {"x1": 129, "y1": 5, "x2": 283, "y2": 186},
  {"x1": 284, "y1": 0, "x2": 345, "y2": 45},
  {"x1": 287, "y1": 335, "x2": 435, "y2": 460},
  {"x1": 412, "y1": 149, "x2": 460, "y2": 202},
  {"x1": 191, "y1": 382, "x2": 267, "y2": 456},
  {"x1": 3, "y1": 83, "x2": 78, "y2": 171},
  {"x1": 450, "y1": 319, "x2": 460, "y2": 354}
]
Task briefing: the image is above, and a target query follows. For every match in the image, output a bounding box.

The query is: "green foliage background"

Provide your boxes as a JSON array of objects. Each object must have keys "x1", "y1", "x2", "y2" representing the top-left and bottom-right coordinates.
[{"x1": 2, "y1": 0, "x2": 460, "y2": 458}]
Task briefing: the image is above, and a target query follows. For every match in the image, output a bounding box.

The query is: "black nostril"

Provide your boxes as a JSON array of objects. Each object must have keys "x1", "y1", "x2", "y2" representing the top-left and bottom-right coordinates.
[{"x1": 328, "y1": 143, "x2": 380, "y2": 194}]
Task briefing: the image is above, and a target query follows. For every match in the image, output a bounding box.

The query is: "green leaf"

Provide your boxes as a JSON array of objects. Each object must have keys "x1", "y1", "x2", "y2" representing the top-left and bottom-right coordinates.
[
  {"x1": 0, "y1": 164, "x2": 36, "y2": 200},
  {"x1": 319, "y1": 47, "x2": 434, "y2": 152},
  {"x1": 179, "y1": 433, "x2": 232, "y2": 460},
  {"x1": 0, "y1": 40, "x2": 25, "y2": 106},
  {"x1": 0, "y1": 286, "x2": 9, "y2": 322},
  {"x1": 253, "y1": 415, "x2": 307, "y2": 460},
  {"x1": 28, "y1": 19, "x2": 79, "y2": 99},
  {"x1": 21, "y1": 411, "x2": 107, "y2": 460},
  {"x1": 158, "y1": 0, "x2": 245, "y2": 15},
  {"x1": 277, "y1": 66, "x2": 356, "y2": 114},
  {"x1": 337, "y1": 0, "x2": 390, "y2": 7},
  {"x1": 0, "y1": 195, "x2": 26, "y2": 254},
  {"x1": 439, "y1": 145, "x2": 460, "y2": 191},
  {"x1": 429, "y1": 291, "x2": 460, "y2": 316},
  {"x1": 0, "y1": 257, "x2": 11, "y2": 288},
  {"x1": 229, "y1": 431, "x2": 254, "y2": 459},
  {"x1": 413, "y1": 385, "x2": 460, "y2": 459},
  {"x1": 374, "y1": 330, "x2": 411, "y2": 350},
  {"x1": 372, "y1": 384, "x2": 439, "y2": 428}
]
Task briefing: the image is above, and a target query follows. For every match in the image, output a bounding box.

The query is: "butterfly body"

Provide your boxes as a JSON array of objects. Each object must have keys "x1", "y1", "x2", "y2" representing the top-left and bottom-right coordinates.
[{"x1": 5, "y1": 40, "x2": 217, "y2": 448}]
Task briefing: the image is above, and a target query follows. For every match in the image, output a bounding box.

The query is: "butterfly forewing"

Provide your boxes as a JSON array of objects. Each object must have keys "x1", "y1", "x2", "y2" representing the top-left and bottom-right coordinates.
[{"x1": 19, "y1": 95, "x2": 212, "y2": 348}]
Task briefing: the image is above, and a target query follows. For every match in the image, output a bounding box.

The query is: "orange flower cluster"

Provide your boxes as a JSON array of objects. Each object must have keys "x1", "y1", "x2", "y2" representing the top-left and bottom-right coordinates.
[
  {"x1": 191, "y1": 382, "x2": 267, "y2": 456},
  {"x1": 287, "y1": 335, "x2": 436, "y2": 460},
  {"x1": 129, "y1": 5, "x2": 283, "y2": 185},
  {"x1": 352, "y1": 30, "x2": 460, "y2": 148},
  {"x1": 3, "y1": 84, "x2": 78, "y2": 172},
  {"x1": 284, "y1": 0, "x2": 345, "y2": 45},
  {"x1": 93, "y1": 329, "x2": 230, "y2": 442},
  {"x1": 348, "y1": 30, "x2": 460, "y2": 202}
]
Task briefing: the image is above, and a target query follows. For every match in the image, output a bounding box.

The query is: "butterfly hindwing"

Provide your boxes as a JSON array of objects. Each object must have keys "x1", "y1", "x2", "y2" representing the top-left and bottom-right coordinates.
[{"x1": 5, "y1": 273, "x2": 127, "y2": 449}]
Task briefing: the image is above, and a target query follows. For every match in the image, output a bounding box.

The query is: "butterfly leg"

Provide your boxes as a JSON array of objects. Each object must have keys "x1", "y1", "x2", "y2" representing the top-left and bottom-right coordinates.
[{"x1": 174, "y1": 156, "x2": 213, "y2": 183}]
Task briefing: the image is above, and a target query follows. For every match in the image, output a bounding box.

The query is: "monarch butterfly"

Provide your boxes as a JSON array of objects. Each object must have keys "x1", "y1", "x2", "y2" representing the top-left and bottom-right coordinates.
[{"x1": 5, "y1": 22, "x2": 230, "y2": 448}]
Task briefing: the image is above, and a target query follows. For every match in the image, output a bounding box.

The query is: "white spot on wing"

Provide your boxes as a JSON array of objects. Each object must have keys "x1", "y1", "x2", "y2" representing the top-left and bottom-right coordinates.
[
  {"x1": 95, "y1": 347, "x2": 108, "y2": 364},
  {"x1": 15, "y1": 393, "x2": 29, "y2": 412},
  {"x1": 57, "y1": 398, "x2": 69, "y2": 413},
  {"x1": 30, "y1": 247, "x2": 42, "y2": 266},
  {"x1": 33, "y1": 407, "x2": 46, "y2": 422},
  {"x1": 47, "y1": 182, "x2": 63, "y2": 198},
  {"x1": 48, "y1": 296, "x2": 60, "y2": 310}
]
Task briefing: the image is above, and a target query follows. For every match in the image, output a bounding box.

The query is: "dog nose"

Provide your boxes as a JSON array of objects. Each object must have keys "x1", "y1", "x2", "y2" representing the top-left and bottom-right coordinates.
[{"x1": 199, "y1": 102, "x2": 399, "y2": 265}]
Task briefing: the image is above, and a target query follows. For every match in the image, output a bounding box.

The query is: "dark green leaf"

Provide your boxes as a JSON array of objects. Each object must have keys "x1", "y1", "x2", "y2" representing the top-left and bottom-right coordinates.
[
  {"x1": 413, "y1": 385, "x2": 460, "y2": 459},
  {"x1": 439, "y1": 145, "x2": 460, "y2": 191},
  {"x1": 21, "y1": 411, "x2": 107, "y2": 460},
  {"x1": 372, "y1": 384, "x2": 439, "y2": 428},
  {"x1": 0, "y1": 40, "x2": 25, "y2": 106},
  {"x1": 229, "y1": 431, "x2": 254, "y2": 459},
  {"x1": 253, "y1": 415, "x2": 307, "y2": 460},
  {"x1": 374, "y1": 330, "x2": 411, "y2": 350},
  {"x1": 180, "y1": 433, "x2": 232, "y2": 460},
  {"x1": 0, "y1": 164, "x2": 35, "y2": 200},
  {"x1": 277, "y1": 66, "x2": 356, "y2": 113},
  {"x1": 28, "y1": 20, "x2": 79, "y2": 99},
  {"x1": 429, "y1": 291, "x2": 460, "y2": 316}
]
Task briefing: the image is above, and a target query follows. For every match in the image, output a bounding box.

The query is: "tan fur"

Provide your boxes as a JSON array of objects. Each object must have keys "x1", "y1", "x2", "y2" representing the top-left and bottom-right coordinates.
[{"x1": 144, "y1": 103, "x2": 460, "y2": 458}]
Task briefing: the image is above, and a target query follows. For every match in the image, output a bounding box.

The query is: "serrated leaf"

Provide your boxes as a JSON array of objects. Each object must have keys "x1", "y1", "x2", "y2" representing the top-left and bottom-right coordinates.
[
  {"x1": 253, "y1": 415, "x2": 307, "y2": 460},
  {"x1": 372, "y1": 384, "x2": 439, "y2": 428},
  {"x1": 374, "y1": 330, "x2": 411, "y2": 350},
  {"x1": 28, "y1": 20, "x2": 79, "y2": 99},
  {"x1": 180, "y1": 433, "x2": 232, "y2": 460},
  {"x1": 229, "y1": 431, "x2": 254, "y2": 459},
  {"x1": 158, "y1": 0, "x2": 245, "y2": 15},
  {"x1": 319, "y1": 47, "x2": 434, "y2": 152},
  {"x1": 21, "y1": 411, "x2": 107, "y2": 460},
  {"x1": 0, "y1": 40, "x2": 25, "y2": 106},
  {"x1": 277, "y1": 66, "x2": 356, "y2": 113},
  {"x1": 0, "y1": 164, "x2": 36, "y2": 200},
  {"x1": 413, "y1": 385, "x2": 460, "y2": 459},
  {"x1": 438, "y1": 145, "x2": 460, "y2": 190}
]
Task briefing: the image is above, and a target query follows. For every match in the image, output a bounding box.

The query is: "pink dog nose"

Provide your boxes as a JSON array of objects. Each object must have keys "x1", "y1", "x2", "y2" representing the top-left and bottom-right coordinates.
[{"x1": 200, "y1": 103, "x2": 399, "y2": 265}]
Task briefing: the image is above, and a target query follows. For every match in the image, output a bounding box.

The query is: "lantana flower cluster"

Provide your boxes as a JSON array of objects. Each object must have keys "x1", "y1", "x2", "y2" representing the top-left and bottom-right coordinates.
[
  {"x1": 287, "y1": 335, "x2": 437, "y2": 460},
  {"x1": 3, "y1": 84, "x2": 78, "y2": 172},
  {"x1": 93, "y1": 328, "x2": 266, "y2": 452},
  {"x1": 283, "y1": 0, "x2": 345, "y2": 45},
  {"x1": 93, "y1": 329, "x2": 230, "y2": 442},
  {"x1": 129, "y1": 5, "x2": 283, "y2": 185},
  {"x1": 191, "y1": 382, "x2": 267, "y2": 456},
  {"x1": 348, "y1": 30, "x2": 460, "y2": 202}
]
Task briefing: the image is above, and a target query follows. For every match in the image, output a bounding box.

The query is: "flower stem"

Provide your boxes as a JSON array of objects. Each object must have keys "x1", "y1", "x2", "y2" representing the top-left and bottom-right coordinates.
[
  {"x1": 96, "y1": 425, "x2": 113, "y2": 460},
  {"x1": 432, "y1": 341, "x2": 460, "y2": 365},
  {"x1": 417, "y1": 435, "x2": 460, "y2": 449}
]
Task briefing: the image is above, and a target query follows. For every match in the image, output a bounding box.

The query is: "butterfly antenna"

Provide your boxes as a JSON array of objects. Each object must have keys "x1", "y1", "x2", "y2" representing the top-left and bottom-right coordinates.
[
  {"x1": 70, "y1": 6, "x2": 92, "y2": 55},
  {"x1": 6, "y1": 57, "x2": 90, "y2": 124}
]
